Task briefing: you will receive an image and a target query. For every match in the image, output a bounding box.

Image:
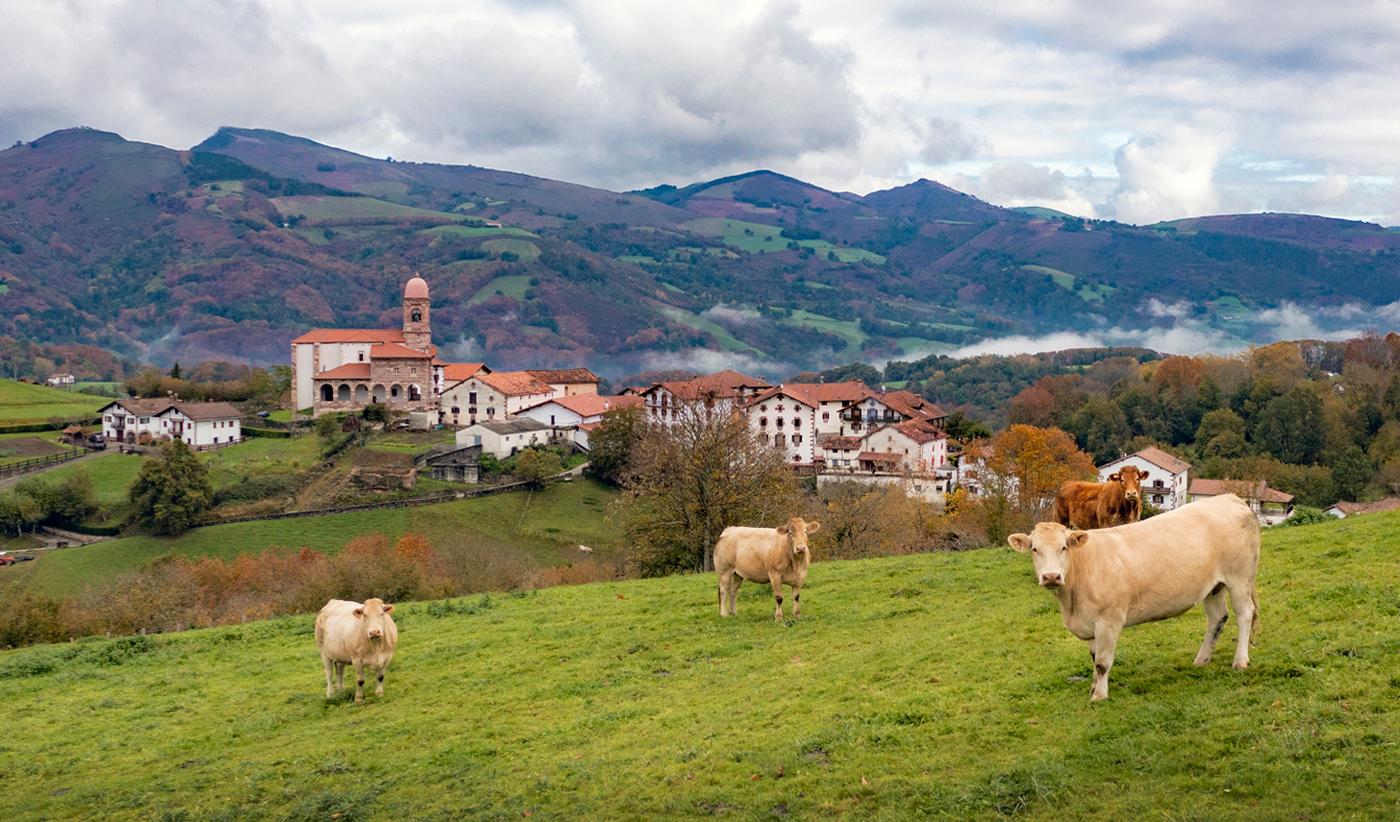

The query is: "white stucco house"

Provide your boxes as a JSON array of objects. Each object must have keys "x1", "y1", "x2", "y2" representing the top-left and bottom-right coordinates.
[
  {"x1": 1098, "y1": 446, "x2": 1192, "y2": 510},
  {"x1": 456, "y1": 418, "x2": 556, "y2": 458},
  {"x1": 99, "y1": 399, "x2": 242, "y2": 448}
]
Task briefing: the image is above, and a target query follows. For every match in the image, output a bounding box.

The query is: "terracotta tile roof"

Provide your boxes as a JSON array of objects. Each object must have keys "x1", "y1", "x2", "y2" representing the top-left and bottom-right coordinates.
[
  {"x1": 441, "y1": 363, "x2": 487, "y2": 383},
  {"x1": 820, "y1": 435, "x2": 863, "y2": 450},
  {"x1": 526, "y1": 393, "x2": 642, "y2": 417},
  {"x1": 292, "y1": 328, "x2": 405, "y2": 344},
  {"x1": 890, "y1": 419, "x2": 947, "y2": 444},
  {"x1": 369, "y1": 342, "x2": 434, "y2": 360},
  {"x1": 1189, "y1": 478, "x2": 1294, "y2": 504},
  {"x1": 479, "y1": 370, "x2": 553, "y2": 397},
  {"x1": 102, "y1": 398, "x2": 175, "y2": 416},
  {"x1": 1331, "y1": 498, "x2": 1400, "y2": 516},
  {"x1": 654, "y1": 369, "x2": 772, "y2": 401},
  {"x1": 750, "y1": 381, "x2": 872, "y2": 409},
  {"x1": 315, "y1": 363, "x2": 372, "y2": 380},
  {"x1": 526, "y1": 367, "x2": 600, "y2": 385},
  {"x1": 1109, "y1": 446, "x2": 1192, "y2": 475},
  {"x1": 880, "y1": 390, "x2": 947, "y2": 421},
  {"x1": 859, "y1": 451, "x2": 902, "y2": 463},
  {"x1": 169, "y1": 401, "x2": 243, "y2": 421}
]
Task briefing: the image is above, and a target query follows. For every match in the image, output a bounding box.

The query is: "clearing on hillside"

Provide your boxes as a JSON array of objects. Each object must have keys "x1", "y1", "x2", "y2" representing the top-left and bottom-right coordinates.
[
  {"x1": 4, "y1": 513, "x2": 1398, "y2": 819},
  {"x1": 0, "y1": 380, "x2": 106, "y2": 426}
]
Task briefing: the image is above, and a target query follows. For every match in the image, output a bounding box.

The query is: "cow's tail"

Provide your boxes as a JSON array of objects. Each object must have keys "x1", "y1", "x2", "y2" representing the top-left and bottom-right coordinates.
[{"x1": 1250, "y1": 588, "x2": 1260, "y2": 644}]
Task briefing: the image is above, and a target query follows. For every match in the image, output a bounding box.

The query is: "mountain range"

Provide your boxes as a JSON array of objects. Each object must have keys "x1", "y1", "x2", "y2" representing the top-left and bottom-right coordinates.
[{"x1": 1, "y1": 126, "x2": 1398, "y2": 375}]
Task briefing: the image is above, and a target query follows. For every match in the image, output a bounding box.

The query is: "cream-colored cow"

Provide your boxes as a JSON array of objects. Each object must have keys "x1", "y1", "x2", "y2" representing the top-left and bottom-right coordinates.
[
  {"x1": 315, "y1": 598, "x2": 399, "y2": 702},
  {"x1": 714, "y1": 517, "x2": 821, "y2": 620},
  {"x1": 1008, "y1": 494, "x2": 1259, "y2": 701}
]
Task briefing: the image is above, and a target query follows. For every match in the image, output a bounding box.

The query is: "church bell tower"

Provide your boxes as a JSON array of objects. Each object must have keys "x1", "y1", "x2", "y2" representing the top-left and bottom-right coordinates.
[{"x1": 402, "y1": 275, "x2": 432, "y2": 351}]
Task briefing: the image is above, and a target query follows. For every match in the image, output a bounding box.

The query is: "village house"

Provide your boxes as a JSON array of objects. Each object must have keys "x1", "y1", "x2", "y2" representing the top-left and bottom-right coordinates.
[
  {"x1": 47, "y1": 372, "x2": 76, "y2": 388},
  {"x1": 1098, "y1": 447, "x2": 1192, "y2": 510},
  {"x1": 415, "y1": 443, "x2": 483, "y2": 484},
  {"x1": 456, "y1": 418, "x2": 556, "y2": 458},
  {"x1": 1325, "y1": 498, "x2": 1400, "y2": 518},
  {"x1": 525, "y1": 368, "x2": 601, "y2": 397},
  {"x1": 98, "y1": 399, "x2": 242, "y2": 448},
  {"x1": 856, "y1": 419, "x2": 948, "y2": 474},
  {"x1": 517, "y1": 394, "x2": 642, "y2": 450},
  {"x1": 837, "y1": 389, "x2": 947, "y2": 436},
  {"x1": 436, "y1": 362, "x2": 490, "y2": 427},
  {"x1": 1188, "y1": 478, "x2": 1295, "y2": 526},
  {"x1": 643, "y1": 370, "x2": 771, "y2": 424},
  {"x1": 441, "y1": 370, "x2": 556, "y2": 426}
]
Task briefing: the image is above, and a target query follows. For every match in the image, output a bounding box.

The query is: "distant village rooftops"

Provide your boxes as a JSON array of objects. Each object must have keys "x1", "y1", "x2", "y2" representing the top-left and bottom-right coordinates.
[
  {"x1": 526, "y1": 367, "x2": 600, "y2": 385},
  {"x1": 1105, "y1": 446, "x2": 1192, "y2": 475},
  {"x1": 749, "y1": 380, "x2": 871, "y2": 408},
  {"x1": 523, "y1": 393, "x2": 641, "y2": 417},
  {"x1": 291, "y1": 328, "x2": 405, "y2": 345},
  {"x1": 442, "y1": 363, "x2": 487, "y2": 383},
  {"x1": 369, "y1": 342, "x2": 435, "y2": 359},
  {"x1": 1188, "y1": 478, "x2": 1294, "y2": 504},
  {"x1": 479, "y1": 370, "x2": 553, "y2": 397}
]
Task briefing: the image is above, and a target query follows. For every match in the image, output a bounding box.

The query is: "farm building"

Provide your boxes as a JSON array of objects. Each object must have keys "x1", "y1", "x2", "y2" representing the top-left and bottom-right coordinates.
[
  {"x1": 1188, "y1": 478, "x2": 1294, "y2": 525},
  {"x1": 456, "y1": 418, "x2": 556, "y2": 458},
  {"x1": 98, "y1": 399, "x2": 242, "y2": 448},
  {"x1": 1098, "y1": 447, "x2": 1192, "y2": 511}
]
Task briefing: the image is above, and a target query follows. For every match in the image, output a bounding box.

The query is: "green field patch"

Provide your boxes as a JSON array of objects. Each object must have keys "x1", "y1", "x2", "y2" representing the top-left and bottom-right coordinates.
[
  {"x1": 1022, "y1": 264, "x2": 1115, "y2": 303},
  {"x1": 682, "y1": 217, "x2": 785, "y2": 253},
  {"x1": 0, "y1": 283, "x2": 9, "y2": 294},
  {"x1": 657, "y1": 306, "x2": 762, "y2": 354},
  {"x1": 421, "y1": 224, "x2": 536, "y2": 241},
  {"x1": 20, "y1": 478, "x2": 619, "y2": 596},
  {"x1": 481, "y1": 238, "x2": 541, "y2": 261},
  {"x1": 4, "y1": 513, "x2": 1400, "y2": 818},
  {"x1": 780, "y1": 310, "x2": 867, "y2": 352},
  {"x1": 0, "y1": 380, "x2": 106, "y2": 426},
  {"x1": 617, "y1": 254, "x2": 656, "y2": 265},
  {"x1": 896, "y1": 337, "x2": 956, "y2": 356},
  {"x1": 659, "y1": 281, "x2": 684, "y2": 294},
  {"x1": 271, "y1": 196, "x2": 469, "y2": 225},
  {"x1": 469, "y1": 274, "x2": 532, "y2": 305}
]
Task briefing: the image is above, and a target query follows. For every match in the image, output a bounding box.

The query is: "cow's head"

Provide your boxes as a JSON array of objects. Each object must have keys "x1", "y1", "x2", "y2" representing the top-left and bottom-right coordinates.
[
  {"x1": 777, "y1": 517, "x2": 821, "y2": 556},
  {"x1": 353, "y1": 597, "x2": 395, "y2": 640},
  {"x1": 1108, "y1": 465, "x2": 1149, "y2": 503},
  {"x1": 1007, "y1": 523, "x2": 1089, "y2": 589}
]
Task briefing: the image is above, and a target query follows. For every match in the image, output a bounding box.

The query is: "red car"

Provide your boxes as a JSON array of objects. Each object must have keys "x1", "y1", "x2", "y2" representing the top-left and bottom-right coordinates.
[{"x1": 0, "y1": 553, "x2": 35, "y2": 566}]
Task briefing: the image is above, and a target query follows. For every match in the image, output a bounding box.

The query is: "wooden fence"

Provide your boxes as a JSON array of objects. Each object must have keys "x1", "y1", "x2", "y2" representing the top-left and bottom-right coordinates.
[{"x1": 0, "y1": 448, "x2": 86, "y2": 479}]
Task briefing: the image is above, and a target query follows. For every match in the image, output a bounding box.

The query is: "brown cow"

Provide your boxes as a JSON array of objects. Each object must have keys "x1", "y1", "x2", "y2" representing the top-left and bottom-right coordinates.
[
  {"x1": 1051, "y1": 465, "x2": 1149, "y2": 529},
  {"x1": 714, "y1": 518, "x2": 821, "y2": 620}
]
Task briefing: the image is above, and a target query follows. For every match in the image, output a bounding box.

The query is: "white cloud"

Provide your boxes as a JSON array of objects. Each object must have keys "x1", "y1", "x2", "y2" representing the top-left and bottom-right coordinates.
[
  {"x1": 701, "y1": 304, "x2": 762, "y2": 326},
  {"x1": 639, "y1": 348, "x2": 776, "y2": 378},
  {"x1": 1108, "y1": 127, "x2": 1227, "y2": 223}
]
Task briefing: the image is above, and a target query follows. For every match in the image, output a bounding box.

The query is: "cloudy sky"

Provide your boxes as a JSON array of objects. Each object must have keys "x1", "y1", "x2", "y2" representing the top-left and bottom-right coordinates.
[{"x1": 5, "y1": 0, "x2": 1400, "y2": 224}]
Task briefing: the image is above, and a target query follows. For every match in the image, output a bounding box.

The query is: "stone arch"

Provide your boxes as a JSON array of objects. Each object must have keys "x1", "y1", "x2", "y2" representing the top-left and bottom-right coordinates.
[
  {"x1": 390, "y1": 383, "x2": 402, "y2": 400},
  {"x1": 337, "y1": 384, "x2": 351, "y2": 402},
  {"x1": 409, "y1": 384, "x2": 422, "y2": 401},
  {"x1": 372, "y1": 384, "x2": 387, "y2": 403},
  {"x1": 411, "y1": 308, "x2": 422, "y2": 322},
  {"x1": 320, "y1": 384, "x2": 334, "y2": 402},
  {"x1": 354, "y1": 384, "x2": 369, "y2": 402}
]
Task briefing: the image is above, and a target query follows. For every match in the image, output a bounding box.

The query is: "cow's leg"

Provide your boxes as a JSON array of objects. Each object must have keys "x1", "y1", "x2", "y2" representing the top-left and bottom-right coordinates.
[
  {"x1": 335, "y1": 661, "x2": 345, "y2": 691},
  {"x1": 769, "y1": 572, "x2": 785, "y2": 621},
  {"x1": 353, "y1": 660, "x2": 366, "y2": 703},
  {"x1": 1090, "y1": 619, "x2": 1123, "y2": 701},
  {"x1": 1227, "y1": 579, "x2": 1256, "y2": 669},
  {"x1": 375, "y1": 666, "x2": 386, "y2": 697},
  {"x1": 718, "y1": 570, "x2": 734, "y2": 617},
  {"x1": 1195, "y1": 583, "x2": 1230, "y2": 666},
  {"x1": 792, "y1": 587, "x2": 801, "y2": 618},
  {"x1": 322, "y1": 654, "x2": 336, "y2": 699}
]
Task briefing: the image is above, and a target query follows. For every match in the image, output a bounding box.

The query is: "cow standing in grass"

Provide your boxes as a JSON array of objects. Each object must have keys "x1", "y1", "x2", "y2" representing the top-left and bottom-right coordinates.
[
  {"x1": 715, "y1": 518, "x2": 821, "y2": 621},
  {"x1": 1008, "y1": 494, "x2": 1259, "y2": 701},
  {"x1": 1051, "y1": 465, "x2": 1149, "y2": 530},
  {"x1": 315, "y1": 598, "x2": 399, "y2": 702}
]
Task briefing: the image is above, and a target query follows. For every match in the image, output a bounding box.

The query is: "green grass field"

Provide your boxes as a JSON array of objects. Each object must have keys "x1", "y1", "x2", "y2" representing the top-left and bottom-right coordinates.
[
  {"x1": 657, "y1": 306, "x2": 763, "y2": 354},
  {"x1": 421, "y1": 224, "x2": 535, "y2": 240},
  {"x1": 37, "y1": 453, "x2": 146, "y2": 508},
  {"x1": 3, "y1": 512, "x2": 1398, "y2": 819},
  {"x1": 481, "y1": 237, "x2": 541, "y2": 261},
  {"x1": 202, "y1": 436, "x2": 322, "y2": 491},
  {"x1": 271, "y1": 196, "x2": 471, "y2": 225},
  {"x1": 782, "y1": 309, "x2": 868, "y2": 353},
  {"x1": 683, "y1": 217, "x2": 885, "y2": 263},
  {"x1": 0, "y1": 380, "x2": 106, "y2": 425},
  {"x1": 468, "y1": 274, "x2": 532, "y2": 305},
  {"x1": 1022, "y1": 265, "x2": 1116, "y2": 303},
  {"x1": 18, "y1": 478, "x2": 618, "y2": 597}
]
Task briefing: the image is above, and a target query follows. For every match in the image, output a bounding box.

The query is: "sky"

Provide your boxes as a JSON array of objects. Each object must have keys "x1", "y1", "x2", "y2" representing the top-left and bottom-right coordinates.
[{"x1": 4, "y1": 0, "x2": 1400, "y2": 225}]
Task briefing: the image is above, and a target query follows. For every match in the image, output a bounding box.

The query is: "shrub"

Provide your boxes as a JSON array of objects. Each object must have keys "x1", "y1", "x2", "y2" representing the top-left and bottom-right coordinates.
[{"x1": 1280, "y1": 506, "x2": 1332, "y2": 527}]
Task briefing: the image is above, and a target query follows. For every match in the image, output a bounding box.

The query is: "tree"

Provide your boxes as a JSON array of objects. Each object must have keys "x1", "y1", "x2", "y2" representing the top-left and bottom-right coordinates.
[
  {"x1": 588, "y1": 406, "x2": 644, "y2": 485},
  {"x1": 1065, "y1": 397, "x2": 1131, "y2": 463},
  {"x1": 14, "y1": 471, "x2": 95, "y2": 524},
  {"x1": 613, "y1": 403, "x2": 798, "y2": 574},
  {"x1": 980, "y1": 425, "x2": 1096, "y2": 541},
  {"x1": 169, "y1": 361, "x2": 181, "y2": 379},
  {"x1": 0, "y1": 492, "x2": 44, "y2": 536},
  {"x1": 130, "y1": 440, "x2": 214, "y2": 534},
  {"x1": 514, "y1": 448, "x2": 563, "y2": 488},
  {"x1": 1254, "y1": 387, "x2": 1325, "y2": 464},
  {"x1": 1196, "y1": 408, "x2": 1245, "y2": 445},
  {"x1": 1331, "y1": 446, "x2": 1373, "y2": 502}
]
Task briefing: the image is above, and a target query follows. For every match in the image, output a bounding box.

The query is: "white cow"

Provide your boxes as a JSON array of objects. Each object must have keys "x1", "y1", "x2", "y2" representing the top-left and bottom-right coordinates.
[
  {"x1": 714, "y1": 517, "x2": 821, "y2": 620},
  {"x1": 1008, "y1": 494, "x2": 1259, "y2": 701},
  {"x1": 315, "y1": 598, "x2": 399, "y2": 702}
]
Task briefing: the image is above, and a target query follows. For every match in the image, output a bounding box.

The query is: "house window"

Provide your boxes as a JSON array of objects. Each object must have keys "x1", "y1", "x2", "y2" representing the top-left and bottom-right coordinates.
[
  {"x1": 773, "y1": 434, "x2": 783, "y2": 447},
  {"x1": 822, "y1": 412, "x2": 829, "y2": 422},
  {"x1": 776, "y1": 418, "x2": 785, "y2": 428},
  {"x1": 792, "y1": 434, "x2": 802, "y2": 445},
  {"x1": 469, "y1": 392, "x2": 477, "y2": 404},
  {"x1": 792, "y1": 418, "x2": 800, "y2": 428},
  {"x1": 358, "y1": 352, "x2": 365, "y2": 362},
  {"x1": 759, "y1": 417, "x2": 768, "y2": 427}
]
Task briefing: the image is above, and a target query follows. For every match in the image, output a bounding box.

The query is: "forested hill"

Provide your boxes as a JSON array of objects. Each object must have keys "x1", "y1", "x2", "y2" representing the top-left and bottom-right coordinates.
[{"x1": 1, "y1": 126, "x2": 1398, "y2": 372}]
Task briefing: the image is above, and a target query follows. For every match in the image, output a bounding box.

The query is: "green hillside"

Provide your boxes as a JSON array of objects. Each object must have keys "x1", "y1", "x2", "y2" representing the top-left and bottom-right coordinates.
[
  {"x1": 4, "y1": 512, "x2": 1398, "y2": 819},
  {"x1": 0, "y1": 380, "x2": 106, "y2": 425}
]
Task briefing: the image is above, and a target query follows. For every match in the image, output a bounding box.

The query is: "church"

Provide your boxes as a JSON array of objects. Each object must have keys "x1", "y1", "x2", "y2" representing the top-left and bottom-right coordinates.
[
  {"x1": 290, "y1": 275, "x2": 600, "y2": 423},
  {"x1": 291, "y1": 275, "x2": 451, "y2": 417}
]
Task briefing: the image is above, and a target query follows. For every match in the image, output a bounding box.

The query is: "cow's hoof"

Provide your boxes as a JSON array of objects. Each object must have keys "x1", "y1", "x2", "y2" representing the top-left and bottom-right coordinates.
[
  {"x1": 1193, "y1": 657, "x2": 1210, "y2": 667},
  {"x1": 1090, "y1": 693, "x2": 1108, "y2": 702},
  {"x1": 1232, "y1": 661, "x2": 1249, "y2": 670}
]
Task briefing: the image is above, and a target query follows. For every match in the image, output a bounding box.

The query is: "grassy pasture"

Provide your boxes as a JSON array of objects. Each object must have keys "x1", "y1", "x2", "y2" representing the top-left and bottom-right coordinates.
[
  {"x1": 480, "y1": 238, "x2": 541, "y2": 260},
  {"x1": 0, "y1": 380, "x2": 106, "y2": 425},
  {"x1": 657, "y1": 305, "x2": 764, "y2": 354},
  {"x1": 468, "y1": 274, "x2": 532, "y2": 305},
  {"x1": 17, "y1": 478, "x2": 619, "y2": 597},
  {"x1": 421, "y1": 224, "x2": 536, "y2": 240},
  {"x1": 781, "y1": 309, "x2": 868, "y2": 353},
  {"x1": 270, "y1": 196, "x2": 471, "y2": 225},
  {"x1": 3, "y1": 512, "x2": 1399, "y2": 819},
  {"x1": 1022, "y1": 264, "x2": 1116, "y2": 303}
]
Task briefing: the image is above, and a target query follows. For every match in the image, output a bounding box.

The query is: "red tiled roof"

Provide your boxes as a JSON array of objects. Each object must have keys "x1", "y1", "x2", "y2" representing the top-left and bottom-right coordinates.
[
  {"x1": 526, "y1": 393, "x2": 642, "y2": 417},
  {"x1": 880, "y1": 390, "x2": 946, "y2": 421},
  {"x1": 442, "y1": 362, "x2": 487, "y2": 382},
  {"x1": 479, "y1": 370, "x2": 553, "y2": 397},
  {"x1": 890, "y1": 419, "x2": 947, "y2": 444},
  {"x1": 292, "y1": 328, "x2": 405, "y2": 344},
  {"x1": 369, "y1": 342, "x2": 434, "y2": 360},
  {"x1": 170, "y1": 401, "x2": 243, "y2": 421},
  {"x1": 655, "y1": 369, "x2": 771, "y2": 401},
  {"x1": 750, "y1": 381, "x2": 872, "y2": 409},
  {"x1": 102, "y1": 398, "x2": 175, "y2": 416},
  {"x1": 1189, "y1": 478, "x2": 1294, "y2": 504},
  {"x1": 859, "y1": 451, "x2": 902, "y2": 463},
  {"x1": 1106, "y1": 446, "x2": 1192, "y2": 475},
  {"x1": 315, "y1": 363, "x2": 371, "y2": 380},
  {"x1": 526, "y1": 368, "x2": 600, "y2": 385},
  {"x1": 1331, "y1": 498, "x2": 1400, "y2": 516}
]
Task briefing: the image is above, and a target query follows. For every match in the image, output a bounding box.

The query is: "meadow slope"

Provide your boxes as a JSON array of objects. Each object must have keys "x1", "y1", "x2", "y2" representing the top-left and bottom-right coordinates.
[{"x1": 4, "y1": 512, "x2": 1399, "y2": 820}]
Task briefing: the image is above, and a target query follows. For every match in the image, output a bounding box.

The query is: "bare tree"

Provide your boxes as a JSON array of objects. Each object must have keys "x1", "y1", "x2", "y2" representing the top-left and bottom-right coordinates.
[{"x1": 614, "y1": 401, "x2": 798, "y2": 574}]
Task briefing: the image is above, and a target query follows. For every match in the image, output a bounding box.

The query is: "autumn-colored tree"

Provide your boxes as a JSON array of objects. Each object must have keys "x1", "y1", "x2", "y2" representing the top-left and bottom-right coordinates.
[
  {"x1": 613, "y1": 402, "x2": 798, "y2": 574},
  {"x1": 587, "y1": 406, "x2": 645, "y2": 484},
  {"x1": 1007, "y1": 384, "x2": 1057, "y2": 427},
  {"x1": 980, "y1": 424, "x2": 1096, "y2": 540}
]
